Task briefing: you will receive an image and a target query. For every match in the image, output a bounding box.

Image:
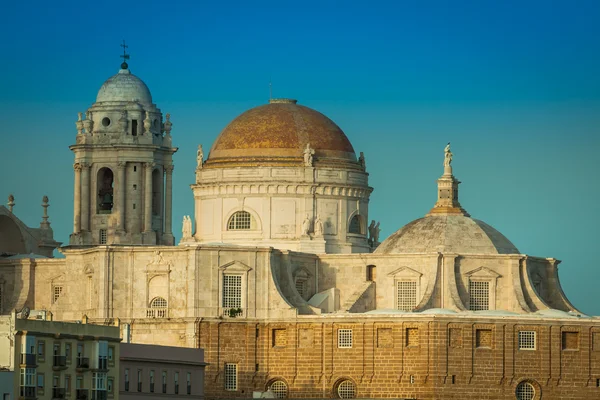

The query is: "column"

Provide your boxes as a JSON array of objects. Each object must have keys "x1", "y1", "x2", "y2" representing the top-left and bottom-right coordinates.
[
  {"x1": 81, "y1": 163, "x2": 91, "y2": 231},
  {"x1": 164, "y1": 165, "x2": 174, "y2": 235},
  {"x1": 73, "y1": 163, "x2": 82, "y2": 233},
  {"x1": 117, "y1": 162, "x2": 126, "y2": 231},
  {"x1": 144, "y1": 162, "x2": 154, "y2": 232}
]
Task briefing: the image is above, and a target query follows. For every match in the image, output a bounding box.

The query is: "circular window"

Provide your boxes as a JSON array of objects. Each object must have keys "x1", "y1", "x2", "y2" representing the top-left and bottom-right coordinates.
[
  {"x1": 516, "y1": 382, "x2": 536, "y2": 400},
  {"x1": 268, "y1": 380, "x2": 288, "y2": 398},
  {"x1": 337, "y1": 380, "x2": 356, "y2": 399},
  {"x1": 102, "y1": 117, "x2": 111, "y2": 127}
]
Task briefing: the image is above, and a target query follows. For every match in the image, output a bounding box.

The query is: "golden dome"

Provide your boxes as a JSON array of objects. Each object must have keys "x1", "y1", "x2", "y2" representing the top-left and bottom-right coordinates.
[{"x1": 205, "y1": 99, "x2": 358, "y2": 168}]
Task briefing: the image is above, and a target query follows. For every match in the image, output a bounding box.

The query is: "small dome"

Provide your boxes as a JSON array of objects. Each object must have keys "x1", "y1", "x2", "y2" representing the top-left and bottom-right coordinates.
[
  {"x1": 96, "y1": 68, "x2": 152, "y2": 104},
  {"x1": 375, "y1": 215, "x2": 519, "y2": 255},
  {"x1": 206, "y1": 99, "x2": 356, "y2": 167}
]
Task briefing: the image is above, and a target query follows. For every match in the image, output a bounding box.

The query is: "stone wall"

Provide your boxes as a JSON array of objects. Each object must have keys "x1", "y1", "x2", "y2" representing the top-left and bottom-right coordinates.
[{"x1": 198, "y1": 316, "x2": 600, "y2": 399}]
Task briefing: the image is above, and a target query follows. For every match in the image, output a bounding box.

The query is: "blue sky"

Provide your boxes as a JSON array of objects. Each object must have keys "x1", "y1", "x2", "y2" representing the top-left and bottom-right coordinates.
[{"x1": 1, "y1": 0, "x2": 599, "y2": 314}]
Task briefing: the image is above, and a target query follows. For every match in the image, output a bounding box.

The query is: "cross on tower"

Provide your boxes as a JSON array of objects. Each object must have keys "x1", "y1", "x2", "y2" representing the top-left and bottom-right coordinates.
[{"x1": 120, "y1": 40, "x2": 130, "y2": 69}]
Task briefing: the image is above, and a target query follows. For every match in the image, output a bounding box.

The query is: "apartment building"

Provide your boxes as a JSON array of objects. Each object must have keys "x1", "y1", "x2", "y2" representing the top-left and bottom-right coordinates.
[{"x1": 0, "y1": 311, "x2": 121, "y2": 400}]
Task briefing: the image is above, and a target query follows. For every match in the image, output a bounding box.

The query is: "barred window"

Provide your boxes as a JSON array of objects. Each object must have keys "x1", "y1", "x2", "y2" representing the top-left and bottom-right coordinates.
[
  {"x1": 338, "y1": 329, "x2": 353, "y2": 348},
  {"x1": 269, "y1": 380, "x2": 288, "y2": 398},
  {"x1": 99, "y1": 229, "x2": 107, "y2": 244},
  {"x1": 53, "y1": 285, "x2": 63, "y2": 304},
  {"x1": 337, "y1": 380, "x2": 356, "y2": 399},
  {"x1": 224, "y1": 363, "x2": 237, "y2": 391},
  {"x1": 223, "y1": 275, "x2": 242, "y2": 308},
  {"x1": 469, "y1": 281, "x2": 489, "y2": 311},
  {"x1": 515, "y1": 381, "x2": 536, "y2": 400},
  {"x1": 348, "y1": 215, "x2": 362, "y2": 234},
  {"x1": 396, "y1": 281, "x2": 417, "y2": 311},
  {"x1": 228, "y1": 211, "x2": 252, "y2": 230},
  {"x1": 518, "y1": 331, "x2": 536, "y2": 350}
]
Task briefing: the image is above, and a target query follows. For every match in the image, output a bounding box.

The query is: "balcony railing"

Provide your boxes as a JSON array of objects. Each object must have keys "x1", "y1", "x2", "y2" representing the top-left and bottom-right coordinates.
[
  {"x1": 53, "y1": 355, "x2": 67, "y2": 369},
  {"x1": 20, "y1": 353, "x2": 36, "y2": 366},
  {"x1": 146, "y1": 307, "x2": 167, "y2": 318},
  {"x1": 19, "y1": 386, "x2": 36, "y2": 398},
  {"x1": 76, "y1": 389, "x2": 89, "y2": 400},
  {"x1": 76, "y1": 357, "x2": 90, "y2": 369},
  {"x1": 52, "y1": 387, "x2": 66, "y2": 399},
  {"x1": 96, "y1": 358, "x2": 107, "y2": 370},
  {"x1": 90, "y1": 390, "x2": 107, "y2": 400}
]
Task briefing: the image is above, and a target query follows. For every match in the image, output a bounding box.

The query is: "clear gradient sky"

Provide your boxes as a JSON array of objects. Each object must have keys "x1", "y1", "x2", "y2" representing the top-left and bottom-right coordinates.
[{"x1": 1, "y1": 0, "x2": 599, "y2": 314}]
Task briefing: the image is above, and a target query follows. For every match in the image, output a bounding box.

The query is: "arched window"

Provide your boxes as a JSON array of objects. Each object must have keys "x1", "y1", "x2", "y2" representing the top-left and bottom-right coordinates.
[
  {"x1": 336, "y1": 380, "x2": 356, "y2": 399},
  {"x1": 348, "y1": 215, "x2": 362, "y2": 234},
  {"x1": 147, "y1": 297, "x2": 168, "y2": 318},
  {"x1": 268, "y1": 380, "x2": 288, "y2": 398},
  {"x1": 97, "y1": 168, "x2": 114, "y2": 214},
  {"x1": 515, "y1": 382, "x2": 536, "y2": 400},
  {"x1": 228, "y1": 211, "x2": 253, "y2": 230}
]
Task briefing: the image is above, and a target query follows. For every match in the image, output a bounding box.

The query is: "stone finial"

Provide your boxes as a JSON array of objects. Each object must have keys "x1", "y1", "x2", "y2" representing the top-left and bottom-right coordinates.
[
  {"x1": 143, "y1": 112, "x2": 152, "y2": 135},
  {"x1": 197, "y1": 145, "x2": 204, "y2": 169},
  {"x1": 83, "y1": 111, "x2": 93, "y2": 134},
  {"x1": 41, "y1": 195, "x2": 50, "y2": 229},
  {"x1": 76, "y1": 112, "x2": 84, "y2": 135},
  {"x1": 7, "y1": 194, "x2": 14, "y2": 213},
  {"x1": 164, "y1": 113, "x2": 172, "y2": 132},
  {"x1": 358, "y1": 151, "x2": 366, "y2": 170}
]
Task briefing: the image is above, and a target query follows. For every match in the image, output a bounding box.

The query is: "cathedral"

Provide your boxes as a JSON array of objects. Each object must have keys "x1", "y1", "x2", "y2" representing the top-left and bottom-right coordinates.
[{"x1": 1, "y1": 58, "x2": 599, "y2": 400}]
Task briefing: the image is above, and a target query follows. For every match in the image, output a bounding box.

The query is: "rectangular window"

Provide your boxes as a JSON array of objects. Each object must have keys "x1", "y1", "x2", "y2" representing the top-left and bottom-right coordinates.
[
  {"x1": 65, "y1": 343, "x2": 71, "y2": 364},
  {"x1": 518, "y1": 331, "x2": 536, "y2": 350},
  {"x1": 37, "y1": 341, "x2": 45, "y2": 360},
  {"x1": 562, "y1": 331, "x2": 579, "y2": 350},
  {"x1": 476, "y1": 329, "x2": 493, "y2": 348},
  {"x1": 406, "y1": 328, "x2": 419, "y2": 347},
  {"x1": 52, "y1": 285, "x2": 63, "y2": 304},
  {"x1": 187, "y1": 372, "x2": 191, "y2": 395},
  {"x1": 37, "y1": 374, "x2": 44, "y2": 390},
  {"x1": 338, "y1": 329, "x2": 353, "y2": 348},
  {"x1": 149, "y1": 370, "x2": 154, "y2": 393},
  {"x1": 108, "y1": 346, "x2": 114, "y2": 366},
  {"x1": 223, "y1": 275, "x2": 242, "y2": 308},
  {"x1": 96, "y1": 341, "x2": 108, "y2": 370},
  {"x1": 99, "y1": 229, "x2": 107, "y2": 244},
  {"x1": 137, "y1": 369, "x2": 142, "y2": 392},
  {"x1": 162, "y1": 371, "x2": 167, "y2": 393},
  {"x1": 65, "y1": 375, "x2": 71, "y2": 394},
  {"x1": 396, "y1": 281, "x2": 417, "y2": 311},
  {"x1": 469, "y1": 281, "x2": 490, "y2": 311},
  {"x1": 132, "y1": 120, "x2": 138, "y2": 136},
  {"x1": 107, "y1": 377, "x2": 113, "y2": 395},
  {"x1": 224, "y1": 363, "x2": 237, "y2": 391},
  {"x1": 174, "y1": 372, "x2": 179, "y2": 395},
  {"x1": 124, "y1": 369, "x2": 129, "y2": 392},
  {"x1": 76, "y1": 376, "x2": 83, "y2": 390},
  {"x1": 92, "y1": 372, "x2": 107, "y2": 391}
]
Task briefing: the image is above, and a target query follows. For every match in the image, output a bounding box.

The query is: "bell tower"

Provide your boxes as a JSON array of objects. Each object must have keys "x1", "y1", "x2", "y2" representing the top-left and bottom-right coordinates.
[{"x1": 69, "y1": 46, "x2": 177, "y2": 246}]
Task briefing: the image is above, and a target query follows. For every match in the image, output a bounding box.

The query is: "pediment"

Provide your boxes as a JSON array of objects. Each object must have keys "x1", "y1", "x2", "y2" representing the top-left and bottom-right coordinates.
[
  {"x1": 50, "y1": 274, "x2": 66, "y2": 283},
  {"x1": 465, "y1": 266, "x2": 502, "y2": 279},
  {"x1": 219, "y1": 260, "x2": 252, "y2": 273},
  {"x1": 387, "y1": 266, "x2": 422, "y2": 279},
  {"x1": 293, "y1": 267, "x2": 312, "y2": 280}
]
